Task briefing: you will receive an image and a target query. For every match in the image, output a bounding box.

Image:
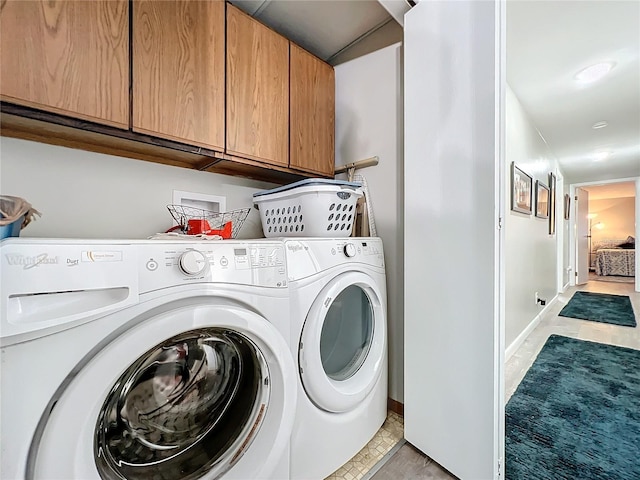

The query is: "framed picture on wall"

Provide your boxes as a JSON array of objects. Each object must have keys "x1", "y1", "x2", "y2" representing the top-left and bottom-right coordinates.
[
  {"x1": 511, "y1": 163, "x2": 532, "y2": 214},
  {"x1": 548, "y1": 172, "x2": 556, "y2": 234},
  {"x1": 564, "y1": 193, "x2": 571, "y2": 220},
  {"x1": 535, "y1": 181, "x2": 550, "y2": 219}
]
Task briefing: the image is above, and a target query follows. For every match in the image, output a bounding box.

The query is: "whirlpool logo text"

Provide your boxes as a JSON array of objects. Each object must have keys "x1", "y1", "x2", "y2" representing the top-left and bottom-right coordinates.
[{"x1": 4, "y1": 253, "x2": 59, "y2": 269}]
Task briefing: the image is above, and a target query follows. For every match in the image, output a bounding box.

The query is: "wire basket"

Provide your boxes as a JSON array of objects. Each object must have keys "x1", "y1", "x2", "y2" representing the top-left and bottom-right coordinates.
[{"x1": 166, "y1": 205, "x2": 250, "y2": 239}]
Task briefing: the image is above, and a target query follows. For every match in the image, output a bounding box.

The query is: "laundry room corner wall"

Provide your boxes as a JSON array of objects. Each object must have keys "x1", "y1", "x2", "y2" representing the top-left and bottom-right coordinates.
[
  {"x1": 505, "y1": 85, "x2": 563, "y2": 351},
  {"x1": 334, "y1": 42, "x2": 404, "y2": 403},
  {"x1": 0, "y1": 137, "x2": 276, "y2": 239}
]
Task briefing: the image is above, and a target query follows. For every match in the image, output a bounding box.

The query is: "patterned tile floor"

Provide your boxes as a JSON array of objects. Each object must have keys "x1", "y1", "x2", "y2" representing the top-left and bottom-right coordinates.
[
  {"x1": 588, "y1": 271, "x2": 635, "y2": 283},
  {"x1": 325, "y1": 411, "x2": 404, "y2": 480}
]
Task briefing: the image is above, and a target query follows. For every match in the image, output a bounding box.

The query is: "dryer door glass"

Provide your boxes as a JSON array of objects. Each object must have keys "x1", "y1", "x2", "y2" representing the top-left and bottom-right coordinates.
[
  {"x1": 94, "y1": 328, "x2": 268, "y2": 480},
  {"x1": 320, "y1": 285, "x2": 374, "y2": 381}
]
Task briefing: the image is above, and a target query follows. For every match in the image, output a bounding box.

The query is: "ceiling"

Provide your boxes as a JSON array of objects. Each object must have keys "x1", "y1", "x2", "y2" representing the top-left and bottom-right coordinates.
[
  {"x1": 584, "y1": 181, "x2": 636, "y2": 200},
  {"x1": 507, "y1": 1, "x2": 640, "y2": 184},
  {"x1": 228, "y1": 0, "x2": 398, "y2": 63}
]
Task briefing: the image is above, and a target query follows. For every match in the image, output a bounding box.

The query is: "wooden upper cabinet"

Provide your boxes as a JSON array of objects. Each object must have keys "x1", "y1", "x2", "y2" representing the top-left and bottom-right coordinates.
[
  {"x1": 226, "y1": 4, "x2": 289, "y2": 167},
  {"x1": 0, "y1": 0, "x2": 129, "y2": 128},
  {"x1": 132, "y1": 0, "x2": 225, "y2": 150},
  {"x1": 290, "y1": 44, "x2": 335, "y2": 176}
]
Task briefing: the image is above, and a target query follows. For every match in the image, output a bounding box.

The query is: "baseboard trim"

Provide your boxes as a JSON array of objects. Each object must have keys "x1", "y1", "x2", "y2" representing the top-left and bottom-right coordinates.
[
  {"x1": 360, "y1": 438, "x2": 407, "y2": 480},
  {"x1": 387, "y1": 397, "x2": 404, "y2": 416},
  {"x1": 505, "y1": 293, "x2": 559, "y2": 361},
  {"x1": 562, "y1": 281, "x2": 570, "y2": 292}
]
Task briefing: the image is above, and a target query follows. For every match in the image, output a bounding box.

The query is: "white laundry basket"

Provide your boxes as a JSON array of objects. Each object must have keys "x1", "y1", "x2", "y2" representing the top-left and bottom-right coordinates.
[{"x1": 253, "y1": 179, "x2": 363, "y2": 237}]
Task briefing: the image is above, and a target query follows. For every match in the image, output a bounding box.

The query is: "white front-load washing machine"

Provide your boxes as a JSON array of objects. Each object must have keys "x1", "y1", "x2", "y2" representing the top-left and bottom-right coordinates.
[
  {"x1": 1, "y1": 238, "x2": 295, "y2": 480},
  {"x1": 284, "y1": 237, "x2": 388, "y2": 479}
]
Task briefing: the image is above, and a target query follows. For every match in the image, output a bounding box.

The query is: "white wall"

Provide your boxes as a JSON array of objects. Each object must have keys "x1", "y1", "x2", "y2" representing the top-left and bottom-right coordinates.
[
  {"x1": 334, "y1": 43, "x2": 403, "y2": 403},
  {"x1": 0, "y1": 137, "x2": 276, "y2": 239},
  {"x1": 562, "y1": 178, "x2": 571, "y2": 288},
  {"x1": 505, "y1": 86, "x2": 562, "y2": 348},
  {"x1": 589, "y1": 196, "x2": 636, "y2": 245}
]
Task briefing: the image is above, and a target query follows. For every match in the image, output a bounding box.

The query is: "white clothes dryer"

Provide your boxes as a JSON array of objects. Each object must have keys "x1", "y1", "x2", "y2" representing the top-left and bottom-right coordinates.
[
  {"x1": 284, "y1": 237, "x2": 388, "y2": 480},
  {"x1": 1, "y1": 238, "x2": 295, "y2": 480}
]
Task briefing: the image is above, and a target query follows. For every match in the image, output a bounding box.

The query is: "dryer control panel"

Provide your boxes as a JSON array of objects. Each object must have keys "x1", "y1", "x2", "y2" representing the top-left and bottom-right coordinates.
[{"x1": 284, "y1": 237, "x2": 384, "y2": 282}]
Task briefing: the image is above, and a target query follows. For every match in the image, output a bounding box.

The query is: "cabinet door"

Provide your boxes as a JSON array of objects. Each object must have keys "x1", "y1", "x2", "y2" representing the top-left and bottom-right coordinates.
[
  {"x1": 226, "y1": 4, "x2": 289, "y2": 167},
  {"x1": 290, "y1": 44, "x2": 335, "y2": 176},
  {"x1": 132, "y1": 0, "x2": 225, "y2": 150},
  {"x1": 0, "y1": 0, "x2": 129, "y2": 128}
]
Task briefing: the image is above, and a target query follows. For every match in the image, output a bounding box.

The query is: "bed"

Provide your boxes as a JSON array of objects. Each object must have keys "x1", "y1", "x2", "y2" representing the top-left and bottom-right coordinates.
[
  {"x1": 595, "y1": 248, "x2": 635, "y2": 277},
  {"x1": 592, "y1": 236, "x2": 635, "y2": 277}
]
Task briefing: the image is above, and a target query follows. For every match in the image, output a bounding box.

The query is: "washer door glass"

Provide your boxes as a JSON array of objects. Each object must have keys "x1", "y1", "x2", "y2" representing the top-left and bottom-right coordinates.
[
  {"x1": 320, "y1": 285, "x2": 373, "y2": 381},
  {"x1": 95, "y1": 328, "x2": 267, "y2": 480}
]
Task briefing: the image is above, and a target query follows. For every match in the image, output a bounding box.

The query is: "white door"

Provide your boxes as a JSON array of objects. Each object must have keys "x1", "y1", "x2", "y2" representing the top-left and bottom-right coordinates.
[
  {"x1": 576, "y1": 187, "x2": 590, "y2": 284},
  {"x1": 298, "y1": 272, "x2": 385, "y2": 412},
  {"x1": 404, "y1": 1, "x2": 503, "y2": 479}
]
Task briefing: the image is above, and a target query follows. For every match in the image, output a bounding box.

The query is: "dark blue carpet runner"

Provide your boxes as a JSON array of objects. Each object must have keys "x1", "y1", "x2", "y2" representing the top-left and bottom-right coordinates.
[
  {"x1": 559, "y1": 291, "x2": 636, "y2": 327},
  {"x1": 506, "y1": 335, "x2": 640, "y2": 479}
]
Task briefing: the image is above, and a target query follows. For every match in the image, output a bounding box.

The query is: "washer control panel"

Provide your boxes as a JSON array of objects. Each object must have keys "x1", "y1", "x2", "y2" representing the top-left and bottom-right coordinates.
[
  {"x1": 179, "y1": 250, "x2": 208, "y2": 276},
  {"x1": 0, "y1": 239, "x2": 288, "y2": 343},
  {"x1": 343, "y1": 243, "x2": 357, "y2": 258},
  {"x1": 140, "y1": 241, "x2": 287, "y2": 291}
]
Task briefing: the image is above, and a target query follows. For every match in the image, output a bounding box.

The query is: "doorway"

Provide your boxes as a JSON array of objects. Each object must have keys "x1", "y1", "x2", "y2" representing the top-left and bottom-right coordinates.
[{"x1": 569, "y1": 178, "x2": 640, "y2": 292}]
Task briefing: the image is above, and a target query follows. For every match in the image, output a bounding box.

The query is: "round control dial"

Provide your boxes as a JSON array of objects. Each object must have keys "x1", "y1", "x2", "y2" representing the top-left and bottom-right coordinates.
[
  {"x1": 179, "y1": 250, "x2": 208, "y2": 276},
  {"x1": 343, "y1": 243, "x2": 357, "y2": 258}
]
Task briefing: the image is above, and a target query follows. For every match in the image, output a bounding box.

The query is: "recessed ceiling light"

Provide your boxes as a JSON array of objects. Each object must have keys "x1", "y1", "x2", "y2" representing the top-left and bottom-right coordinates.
[
  {"x1": 593, "y1": 151, "x2": 610, "y2": 161},
  {"x1": 575, "y1": 62, "x2": 615, "y2": 84},
  {"x1": 592, "y1": 121, "x2": 608, "y2": 129}
]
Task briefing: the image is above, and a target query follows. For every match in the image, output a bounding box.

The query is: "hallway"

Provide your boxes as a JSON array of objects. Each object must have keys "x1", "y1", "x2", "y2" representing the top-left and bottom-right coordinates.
[{"x1": 506, "y1": 280, "x2": 640, "y2": 401}]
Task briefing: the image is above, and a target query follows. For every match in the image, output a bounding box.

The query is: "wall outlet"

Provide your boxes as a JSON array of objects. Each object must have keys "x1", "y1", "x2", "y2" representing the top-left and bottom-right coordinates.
[{"x1": 534, "y1": 291, "x2": 539, "y2": 305}]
